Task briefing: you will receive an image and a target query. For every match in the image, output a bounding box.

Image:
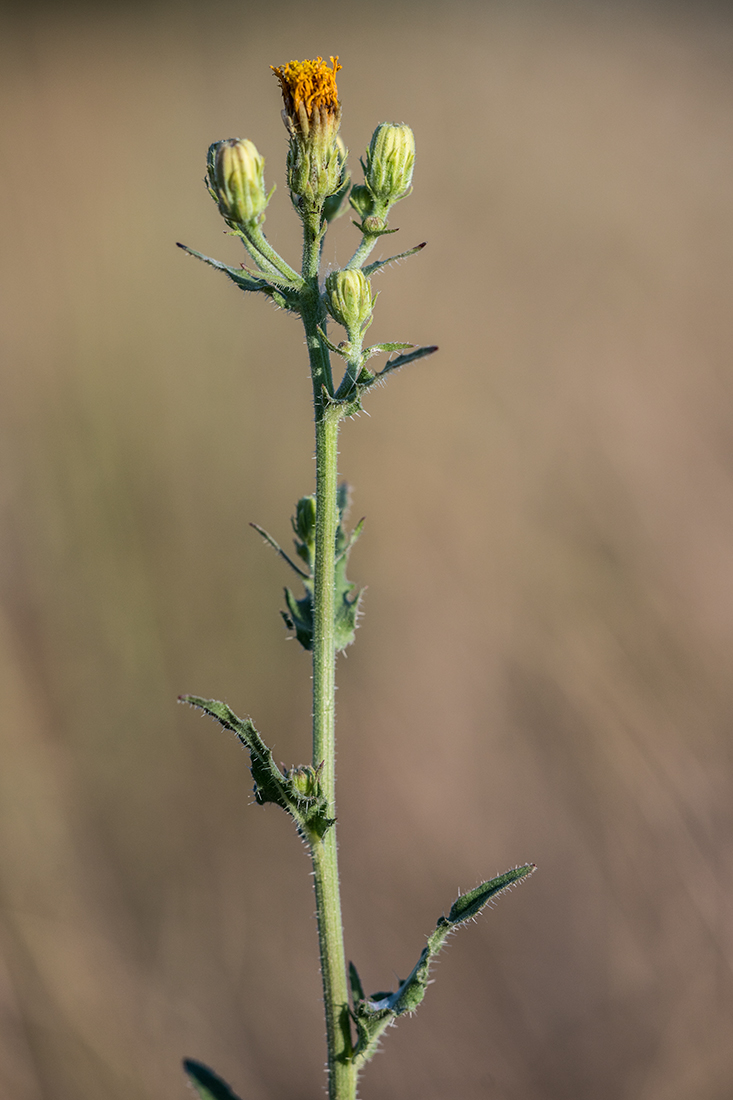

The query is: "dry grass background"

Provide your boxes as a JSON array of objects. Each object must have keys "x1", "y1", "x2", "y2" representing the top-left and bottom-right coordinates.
[{"x1": 1, "y1": 1, "x2": 733, "y2": 1097}]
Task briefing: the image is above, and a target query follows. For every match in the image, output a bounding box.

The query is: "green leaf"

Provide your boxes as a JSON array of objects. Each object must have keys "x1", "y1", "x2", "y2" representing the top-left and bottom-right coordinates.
[
  {"x1": 333, "y1": 485, "x2": 363, "y2": 651},
  {"x1": 261, "y1": 487, "x2": 363, "y2": 653},
  {"x1": 317, "y1": 325, "x2": 349, "y2": 357},
  {"x1": 179, "y1": 696, "x2": 334, "y2": 838},
  {"x1": 183, "y1": 1059, "x2": 243, "y2": 1100},
  {"x1": 179, "y1": 696, "x2": 288, "y2": 809},
  {"x1": 249, "y1": 523, "x2": 309, "y2": 579},
  {"x1": 282, "y1": 585, "x2": 314, "y2": 650},
  {"x1": 362, "y1": 241, "x2": 426, "y2": 277},
  {"x1": 446, "y1": 865, "x2": 536, "y2": 926},
  {"x1": 350, "y1": 864, "x2": 535, "y2": 1065},
  {"x1": 363, "y1": 341, "x2": 414, "y2": 361},
  {"x1": 378, "y1": 344, "x2": 438, "y2": 374},
  {"x1": 339, "y1": 344, "x2": 438, "y2": 407},
  {"x1": 176, "y1": 243, "x2": 300, "y2": 308}
]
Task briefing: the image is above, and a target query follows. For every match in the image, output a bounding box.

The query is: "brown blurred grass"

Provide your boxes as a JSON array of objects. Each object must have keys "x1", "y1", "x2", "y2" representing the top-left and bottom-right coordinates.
[{"x1": 1, "y1": 1, "x2": 733, "y2": 1097}]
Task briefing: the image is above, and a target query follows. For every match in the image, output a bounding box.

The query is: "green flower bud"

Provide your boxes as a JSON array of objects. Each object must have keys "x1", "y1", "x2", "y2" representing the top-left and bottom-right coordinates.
[
  {"x1": 207, "y1": 138, "x2": 268, "y2": 227},
  {"x1": 325, "y1": 269, "x2": 375, "y2": 334},
  {"x1": 287, "y1": 764, "x2": 321, "y2": 801},
  {"x1": 365, "y1": 122, "x2": 415, "y2": 204}
]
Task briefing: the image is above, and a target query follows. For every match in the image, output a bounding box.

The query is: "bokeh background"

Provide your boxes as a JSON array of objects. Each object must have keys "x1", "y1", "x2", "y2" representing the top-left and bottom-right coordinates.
[{"x1": 1, "y1": 1, "x2": 733, "y2": 1097}]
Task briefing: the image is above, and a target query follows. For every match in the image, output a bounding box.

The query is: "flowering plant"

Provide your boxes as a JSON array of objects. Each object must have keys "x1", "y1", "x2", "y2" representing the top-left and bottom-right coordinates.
[{"x1": 179, "y1": 57, "x2": 534, "y2": 1100}]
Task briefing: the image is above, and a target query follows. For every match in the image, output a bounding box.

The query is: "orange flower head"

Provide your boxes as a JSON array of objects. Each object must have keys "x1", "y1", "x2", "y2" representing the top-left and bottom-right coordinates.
[{"x1": 271, "y1": 56, "x2": 342, "y2": 138}]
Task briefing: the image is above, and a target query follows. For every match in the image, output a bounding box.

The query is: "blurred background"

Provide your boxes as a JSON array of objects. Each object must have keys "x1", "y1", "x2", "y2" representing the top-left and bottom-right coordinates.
[{"x1": 1, "y1": 0, "x2": 733, "y2": 1097}]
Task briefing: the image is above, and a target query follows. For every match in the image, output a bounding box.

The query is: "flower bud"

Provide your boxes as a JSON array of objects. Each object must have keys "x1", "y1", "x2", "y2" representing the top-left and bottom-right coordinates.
[
  {"x1": 287, "y1": 765, "x2": 321, "y2": 800},
  {"x1": 325, "y1": 269, "x2": 375, "y2": 334},
  {"x1": 365, "y1": 123, "x2": 415, "y2": 204},
  {"x1": 207, "y1": 138, "x2": 268, "y2": 227}
]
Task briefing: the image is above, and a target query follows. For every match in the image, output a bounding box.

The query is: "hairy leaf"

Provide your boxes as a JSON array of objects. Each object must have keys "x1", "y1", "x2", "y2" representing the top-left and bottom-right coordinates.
[
  {"x1": 351, "y1": 864, "x2": 536, "y2": 1065},
  {"x1": 180, "y1": 696, "x2": 334, "y2": 838}
]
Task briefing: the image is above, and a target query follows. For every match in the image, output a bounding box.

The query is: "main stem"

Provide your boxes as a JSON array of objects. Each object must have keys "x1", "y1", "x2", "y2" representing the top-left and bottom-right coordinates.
[{"x1": 301, "y1": 208, "x2": 356, "y2": 1100}]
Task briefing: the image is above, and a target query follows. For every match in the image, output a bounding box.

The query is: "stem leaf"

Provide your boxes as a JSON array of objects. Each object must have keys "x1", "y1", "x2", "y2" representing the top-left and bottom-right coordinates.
[
  {"x1": 446, "y1": 864, "x2": 536, "y2": 926},
  {"x1": 183, "y1": 1059, "x2": 244, "y2": 1100},
  {"x1": 351, "y1": 864, "x2": 536, "y2": 1065},
  {"x1": 378, "y1": 344, "x2": 439, "y2": 374},
  {"x1": 276, "y1": 487, "x2": 363, "y2": 652},
  {"x1": 363, "y1": 341, "x2": 414, "y2": 360},
  {"x1": 362, "y1": 241, "x2": 426, "y2": 277},
  {"x1": 176, "y1": 243, "x2": 300, "y2": 308},
  {"x1": 250, "y1": 522, "x2": 310, "y2": 578},
  {"x1": 179, "y1": 695, "x2": 334, "y2": 837}
]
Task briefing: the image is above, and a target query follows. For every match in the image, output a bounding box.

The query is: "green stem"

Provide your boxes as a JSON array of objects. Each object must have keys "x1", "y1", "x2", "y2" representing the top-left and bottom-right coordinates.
[
  {"x1": 240, "y1": 223, "x2": 303, "y2": 286},
  {"x1": 312, "y1": 411, "x2": 339, "y2": 799},
  {"x1": 346, "y1": 232, "x2": 380, "y2": 270},
  {"x1": 300, "y1": 205, "x2": 356, "y2": 1100},
  {"x1": 346, "y1": 202, "x2": 393, "y2": 270}
]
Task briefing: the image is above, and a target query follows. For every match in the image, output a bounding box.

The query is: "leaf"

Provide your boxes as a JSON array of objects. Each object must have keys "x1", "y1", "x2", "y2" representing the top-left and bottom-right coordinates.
[
  {"x1": 335, "y1": 344, "x2": 439, "y2": 407},
  {"x1": 180, "y1": 696, "x2": 288, "y2": 809},
  {"x1": 362, "y1": 241, "x2": 426, "y2": 277},
  {"x1": 250, "y1": 523, "x2": 310, "y2": 579},
  {"x1": 363, "y1": 342, "x2": 414, "y2": 361},
  {"x1": 265, "y1": 487, "x2": 363, "y2": 653},
  {"x1": 378, "y1": 344, "x2": 438, "y2": 374},
  {"x1": 177, "y1": 243, "x2": 299, "y2": 308},
  {"x1": 283, "y1": 585, "x2": 314, "y2": 650},
  {"x1": 350, "y1": 864, "x2": 536, "y2": 1065},
  {"x1": 179, "y1": 696, "x2": 334, "y2": 838},
  {"x1": 183, "y1": 1060, "x2": 244, "y2": 1100},
  {"x1": 446, "y1": 865, "x2": 535, "y2": 926},
  {"x1": 317, "y1": 325, "x2": 349, "y2": 357},
  {"x1": 332, "y1": 484, "x2": 363, "y2": 651}
]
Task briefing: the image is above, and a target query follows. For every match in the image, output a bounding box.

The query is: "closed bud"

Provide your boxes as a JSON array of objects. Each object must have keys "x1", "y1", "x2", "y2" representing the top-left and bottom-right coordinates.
[
  {"x1": 207, "y1": 138, "x2": 269, "y2": 227},
  {"x1": 365, "y1": 122, "x2": 415, "y2": 204},
  {"x1": 287, "y1": 765, "x2": 321, "y2": 800},
  {"x1": 325, "y1": 269, "x2": 375, "y2": 334}
]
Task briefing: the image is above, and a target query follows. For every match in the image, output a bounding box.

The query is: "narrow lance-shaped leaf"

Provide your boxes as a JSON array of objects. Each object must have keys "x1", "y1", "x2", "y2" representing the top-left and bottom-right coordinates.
[
  {"x1": 447, "y1": 867, "x2": 534, "y2": 924},
  {"x1": 378, "y1": 344, "x2": 439, "y2": 373},
  {"x1": 362, "y1": 241, "x2": 426, "y2": 277},
  {"x1": 362, "y1": 341, "x2": 415, "y2": 361},
  {"x1": 250, "y1": 522, "x2": 310, "y2": 579},
  {"x1": 176, "y1": 243, "x2": 299, "y2": 310},
  {"x1": 179, "y1": 695, "x2": 334, "y2": 838},
  {"x1": 350, "y1": 864, "x2": 536, "y2": 1065},
  {"x1": 183, "y1": 1059, "x2": 244, "y2": 1100}
]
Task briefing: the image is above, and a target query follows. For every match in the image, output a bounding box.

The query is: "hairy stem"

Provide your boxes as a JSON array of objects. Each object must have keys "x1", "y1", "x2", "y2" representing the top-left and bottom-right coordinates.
[
  {"x1": 346, "y1": 232, "x2": 380, "y2": 271},
  {"x1": 301, "y1": 206, "x2": 355, "y2": 1100},
  {"x1": 242, "y1": 222, "x2": 303, "y2": 285}
]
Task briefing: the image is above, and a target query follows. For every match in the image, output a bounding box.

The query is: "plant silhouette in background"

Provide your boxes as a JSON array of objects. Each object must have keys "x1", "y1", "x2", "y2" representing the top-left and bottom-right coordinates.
[{"x1": 178, "y1": 56, "x2": 535, "y2": 1100}]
